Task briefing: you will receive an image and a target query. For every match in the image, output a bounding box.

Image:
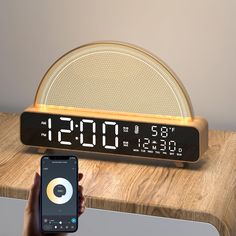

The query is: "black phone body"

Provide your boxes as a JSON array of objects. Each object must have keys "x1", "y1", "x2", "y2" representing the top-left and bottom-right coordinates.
[{"x1": 40, "y1": 155, "x2": 78, "y2": 233}]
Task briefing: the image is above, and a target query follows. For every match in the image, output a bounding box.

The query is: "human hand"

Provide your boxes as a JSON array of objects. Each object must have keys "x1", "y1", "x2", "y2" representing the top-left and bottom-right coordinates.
[{"x1": 22, "y1": 172, "x2": 85, "y2": 236}]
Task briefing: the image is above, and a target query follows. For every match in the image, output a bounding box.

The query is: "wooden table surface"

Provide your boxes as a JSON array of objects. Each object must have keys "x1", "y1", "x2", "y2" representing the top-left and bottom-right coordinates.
[{"x1": 0, "y1": 112, "x2": 236, "y2": 236}]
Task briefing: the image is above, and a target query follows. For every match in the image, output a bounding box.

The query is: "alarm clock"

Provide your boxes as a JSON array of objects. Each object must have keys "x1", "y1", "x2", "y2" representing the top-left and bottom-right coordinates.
[{"x1": 20, "y1": 41, "x2": 208, "y2": 166}]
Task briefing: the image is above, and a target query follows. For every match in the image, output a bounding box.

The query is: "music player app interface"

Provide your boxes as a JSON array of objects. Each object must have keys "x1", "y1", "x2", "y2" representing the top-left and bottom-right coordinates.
[{"x1": 41, "y1": 156, "x2": 77, "y2": 232}]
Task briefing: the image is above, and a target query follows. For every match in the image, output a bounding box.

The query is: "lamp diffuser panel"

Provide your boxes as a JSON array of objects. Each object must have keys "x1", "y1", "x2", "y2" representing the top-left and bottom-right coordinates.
[{"x1": 35, "y1": 42, "x2": 193, "y2": 119}]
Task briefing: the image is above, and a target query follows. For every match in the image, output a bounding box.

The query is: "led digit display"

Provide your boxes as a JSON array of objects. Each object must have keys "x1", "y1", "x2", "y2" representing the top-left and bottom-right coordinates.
[{"x1": 21, "y1": 112, "x2": 200, "y2": 162}]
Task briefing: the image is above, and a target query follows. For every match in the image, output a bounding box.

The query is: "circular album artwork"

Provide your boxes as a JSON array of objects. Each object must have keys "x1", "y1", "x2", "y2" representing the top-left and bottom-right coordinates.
[{"x1": 46, "y1": 178, "x2": 73, "y2": 204}]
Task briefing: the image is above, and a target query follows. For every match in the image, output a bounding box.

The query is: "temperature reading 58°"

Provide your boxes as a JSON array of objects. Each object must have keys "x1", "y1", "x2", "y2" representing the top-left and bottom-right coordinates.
[{"x1": 151, "y1": 125, "x2": 175, "y2": 138}]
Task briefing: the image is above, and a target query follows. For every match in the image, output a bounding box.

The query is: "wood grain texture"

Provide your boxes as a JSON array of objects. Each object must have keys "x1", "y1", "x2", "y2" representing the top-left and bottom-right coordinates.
[{"x1": 0, "y1": 113, "x2": 236, "y2": 236}]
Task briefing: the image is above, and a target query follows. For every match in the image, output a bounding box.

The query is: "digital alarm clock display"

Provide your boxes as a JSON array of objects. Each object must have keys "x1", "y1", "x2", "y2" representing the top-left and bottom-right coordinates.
[{"x1": 21, "y1": 112, "x2": 199, "y2": 162}]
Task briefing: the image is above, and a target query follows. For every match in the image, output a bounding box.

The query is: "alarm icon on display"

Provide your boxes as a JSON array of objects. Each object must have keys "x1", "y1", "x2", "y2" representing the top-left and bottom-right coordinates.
[{"x1": 20, "y1": 41, "x2": 208, "y2": 167}]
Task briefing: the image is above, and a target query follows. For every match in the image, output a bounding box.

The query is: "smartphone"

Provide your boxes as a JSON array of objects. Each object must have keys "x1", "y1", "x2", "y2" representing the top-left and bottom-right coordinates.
[{"x1": 40, "y1": 155, "x2": 78, "y2": 233}]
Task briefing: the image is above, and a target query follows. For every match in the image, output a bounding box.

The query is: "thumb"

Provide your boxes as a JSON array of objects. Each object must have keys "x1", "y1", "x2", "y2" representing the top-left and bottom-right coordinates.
[{"x1": 26, "y1": 172, "x2": 40, "y2": 213}]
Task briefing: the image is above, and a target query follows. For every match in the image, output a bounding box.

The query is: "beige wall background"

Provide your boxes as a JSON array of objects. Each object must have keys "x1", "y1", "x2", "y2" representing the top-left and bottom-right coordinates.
[{"x1": 0, "y1": 0, "x2": 235, "y2": 130}]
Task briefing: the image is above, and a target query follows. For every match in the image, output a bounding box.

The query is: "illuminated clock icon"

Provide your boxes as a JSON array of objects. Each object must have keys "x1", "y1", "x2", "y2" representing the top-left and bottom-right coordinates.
[{"x1": 46, "y1": 178, "x2": 73, "y2": 204}]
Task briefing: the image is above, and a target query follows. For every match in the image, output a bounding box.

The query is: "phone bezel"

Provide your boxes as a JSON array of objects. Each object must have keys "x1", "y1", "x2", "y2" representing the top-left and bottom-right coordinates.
[{"x1": 40, "y1": 155, "x2": 78, "y2": 233}]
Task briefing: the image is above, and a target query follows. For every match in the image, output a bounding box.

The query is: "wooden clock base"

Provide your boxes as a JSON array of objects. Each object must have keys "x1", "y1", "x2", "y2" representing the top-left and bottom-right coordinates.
[
  {"x1": 37, "y1": 148, "x2": 47, "y2": 154},
  {"x1": 37, "y1": 147, "x2": 187, "y2": 168}
]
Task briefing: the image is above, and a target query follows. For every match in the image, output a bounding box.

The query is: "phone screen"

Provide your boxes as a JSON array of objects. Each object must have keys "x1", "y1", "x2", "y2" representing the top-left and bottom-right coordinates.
[{"x1": 40, "y1": 155, "x2": 78, "y2": 232}]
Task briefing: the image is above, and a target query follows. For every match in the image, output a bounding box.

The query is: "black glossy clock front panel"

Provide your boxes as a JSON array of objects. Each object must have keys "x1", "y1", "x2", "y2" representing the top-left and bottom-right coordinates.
[{"x1": 21, "y1": 112, "x2": 200, "y2": 162}]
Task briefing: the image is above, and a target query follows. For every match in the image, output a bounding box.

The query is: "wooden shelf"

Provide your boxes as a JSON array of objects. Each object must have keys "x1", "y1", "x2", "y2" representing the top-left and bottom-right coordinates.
[{"x1": 0, "y1": 112, "x2": 236, "y2": 236}]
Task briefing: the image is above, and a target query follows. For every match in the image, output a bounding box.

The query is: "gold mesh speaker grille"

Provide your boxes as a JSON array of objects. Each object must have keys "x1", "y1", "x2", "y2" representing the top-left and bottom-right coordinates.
[{"x1": 35, "y1": 42, "x2": 193, "y2": 118}]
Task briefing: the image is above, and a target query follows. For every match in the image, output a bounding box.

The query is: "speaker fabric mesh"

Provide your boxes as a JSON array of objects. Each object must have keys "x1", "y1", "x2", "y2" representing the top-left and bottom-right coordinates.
[{"x1": 35, "y1": 42, "x2": 193, "y2": 118}]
